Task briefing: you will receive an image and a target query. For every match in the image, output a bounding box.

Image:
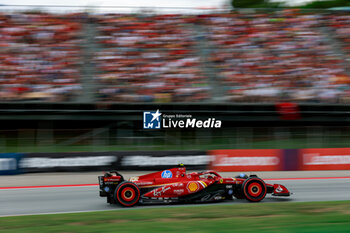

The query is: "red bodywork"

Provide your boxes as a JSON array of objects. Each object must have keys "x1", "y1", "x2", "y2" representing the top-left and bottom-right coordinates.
[
  {"x1": 100, "y1": 166, "x2": 290, "y2": 205},
  {"x1": 132, "y1": 167, "x2": 228, "y2": 198}
]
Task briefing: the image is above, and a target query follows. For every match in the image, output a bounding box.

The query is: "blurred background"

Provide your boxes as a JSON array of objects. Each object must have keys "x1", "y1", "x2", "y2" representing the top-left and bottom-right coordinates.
[
  {"x1": 2, "y1": 2, "x2": 350, "y2": 230},
  {"x1": 0, "y1": 0, "x2": 350, "y2": 155}
]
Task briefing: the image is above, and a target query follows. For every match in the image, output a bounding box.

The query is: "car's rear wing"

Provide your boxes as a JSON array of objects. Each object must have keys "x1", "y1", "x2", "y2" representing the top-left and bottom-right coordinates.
[{"x1": 98, "y1": 171, "x2": 124, "y2": 198}]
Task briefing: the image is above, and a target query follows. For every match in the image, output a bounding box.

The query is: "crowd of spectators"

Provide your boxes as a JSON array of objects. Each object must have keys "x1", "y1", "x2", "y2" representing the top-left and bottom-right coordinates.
[
  {"x1": 330, "y1": 15, "x2": 350, "y2": 55},
  {"x1": 1, "y1": 11, "x2": 350, "y2": 103},
  {"x1": 94, "y1": 14, "x2": 210, "y2": 102},
  {"x1": 0, "y1": 12, "x2": 82, "y2": 101},
  {"x1": 202, "y1": 10, "x2": 350, "y2": 103}
]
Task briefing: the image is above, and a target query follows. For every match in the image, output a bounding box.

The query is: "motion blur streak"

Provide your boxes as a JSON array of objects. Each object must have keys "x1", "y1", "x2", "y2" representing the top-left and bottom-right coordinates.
[
  {"x1": 0, "y1": 184, "x2": 98, "y2": 190},
  {"x1": 1, "y1": 176, "x2": 350, "y2": 190},
  {"x1": 1, "y1": 178, "x2": 350, "y2": 217}
]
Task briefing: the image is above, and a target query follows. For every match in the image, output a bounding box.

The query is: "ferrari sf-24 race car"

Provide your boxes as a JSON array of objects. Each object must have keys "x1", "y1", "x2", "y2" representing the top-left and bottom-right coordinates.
[{"x1": 98, "y1": 164, "x2": 291, "y2": 207}]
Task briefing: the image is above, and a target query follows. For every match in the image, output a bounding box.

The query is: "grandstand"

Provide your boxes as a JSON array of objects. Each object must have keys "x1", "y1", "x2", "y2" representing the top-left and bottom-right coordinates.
[{"x1": 0, "y1": 10, "x2": 349, "y2": 103}]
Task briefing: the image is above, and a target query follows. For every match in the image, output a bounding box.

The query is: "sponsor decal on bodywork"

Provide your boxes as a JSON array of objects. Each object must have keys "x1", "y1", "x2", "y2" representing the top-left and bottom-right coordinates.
[
  {"x1": 173, "y1": 189, "x2": 185, "y2": 195},
  {"x1": 153, "y1": 186, "x2": 171, "y2": 196},
  {"x1": 129, "y1": 177, "x2": 139, "y2": 182},
  {"x1": 161, "y1": 170, "x2": 173, "y2": 178},
  {"x1": 187, "y1": 182, "x2": 199, "y2": 192},
  {"x1": 198, "y1": 181, "x2": 207, "y2": 188},
  {"x1": 136, "y1": 181, "x2": 154, "y2": 186},
  {"x1": 172, "y1": 182, "x2": 184, "y2": 187},
  {"x1": 275, "y1": 185, "x2": 283, "y2": 193}
]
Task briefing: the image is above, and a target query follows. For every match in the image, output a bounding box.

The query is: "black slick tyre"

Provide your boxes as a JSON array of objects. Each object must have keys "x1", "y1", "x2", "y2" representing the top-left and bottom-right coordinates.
[
  {"x1": 114, "y1": 181, "x2": 140, "y2": 207},
  {"x1": 242, "y1": 177, "x2": 267, "y2": 202}
]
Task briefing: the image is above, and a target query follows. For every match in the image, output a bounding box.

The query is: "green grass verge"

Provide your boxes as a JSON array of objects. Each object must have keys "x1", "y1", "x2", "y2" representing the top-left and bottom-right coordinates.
[{"x1": 1, "y1": 201, "x2": 350, "y2": 233}]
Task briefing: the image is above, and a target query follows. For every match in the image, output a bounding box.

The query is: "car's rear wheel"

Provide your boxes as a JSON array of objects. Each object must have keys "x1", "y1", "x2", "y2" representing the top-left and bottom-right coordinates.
[
  {"x1": 242, "y1": 178, "x2": 267, "y2": 202},
  {"x1": 115, "y1": 181, "x2": 140, "y2": 207}
]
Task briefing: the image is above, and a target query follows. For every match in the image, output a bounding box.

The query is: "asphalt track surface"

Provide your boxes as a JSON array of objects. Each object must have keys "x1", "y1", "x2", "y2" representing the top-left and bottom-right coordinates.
[{"x1": 1, "y1": 177, "x2": 350, "y2": 217}]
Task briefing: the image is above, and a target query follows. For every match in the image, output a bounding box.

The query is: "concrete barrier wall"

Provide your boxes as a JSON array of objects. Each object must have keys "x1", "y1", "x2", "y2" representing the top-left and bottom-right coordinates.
[
  {"x1": 1, "y1": 148, "x2": 350, "y2": 174},
  {"x1": 0, "y1": 153, "x2": 23, "y2": 175},
  {"x1": 209, "y1": 148, "x2": 350, "y2": 172}
]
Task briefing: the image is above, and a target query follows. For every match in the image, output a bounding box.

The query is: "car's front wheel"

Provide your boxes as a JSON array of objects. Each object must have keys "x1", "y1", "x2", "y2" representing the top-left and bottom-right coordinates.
[
  {"x1": 114, "y1": 181, "x2": 140, "y2": 207},
  {"x1": 242, "y1": 177, "x2": 267, "y2": 202}
]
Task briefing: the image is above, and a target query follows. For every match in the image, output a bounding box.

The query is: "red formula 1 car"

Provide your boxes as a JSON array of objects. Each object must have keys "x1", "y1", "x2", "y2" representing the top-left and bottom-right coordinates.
[{"x1": 98, "y1": 164, "x2": 290, "y2": 207}]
